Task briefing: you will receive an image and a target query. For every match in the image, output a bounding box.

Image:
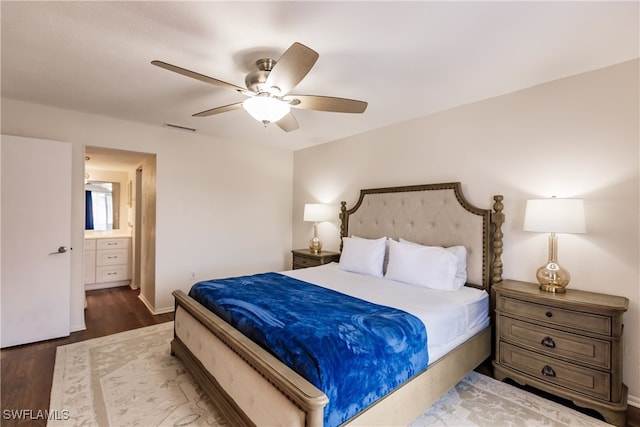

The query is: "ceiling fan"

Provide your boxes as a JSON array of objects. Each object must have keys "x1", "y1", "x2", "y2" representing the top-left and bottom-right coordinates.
[{"x1": 152, "y1": 42, "x2": 367, "y2": 132}]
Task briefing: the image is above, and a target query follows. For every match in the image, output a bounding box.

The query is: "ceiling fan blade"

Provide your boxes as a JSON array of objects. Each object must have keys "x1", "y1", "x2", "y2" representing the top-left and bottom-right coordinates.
[
  {"x1": 265, "y1": 43, "x2": 319, "y2": 95},
  {"x1": 276, "y1": 113, "x2": 299, "y2": 132},
  {"x1": 152, "y1": 60, "x2": 246, "y2": 93},
  {"x1": 193, "y1": 103, "x2": 243, "y2": 117},
  {"x1": 289, "y1": 95, "x2": 368, "y2": 113}
]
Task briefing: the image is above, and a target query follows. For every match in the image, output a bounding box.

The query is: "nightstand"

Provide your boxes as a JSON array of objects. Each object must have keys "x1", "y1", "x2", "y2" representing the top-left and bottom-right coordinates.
[
  {"x1": 492, "y1": 280, "x2": 629, "y2": 426},
  {"x1": 291, "y1": 249, "x2": 340, "y2": 270}
]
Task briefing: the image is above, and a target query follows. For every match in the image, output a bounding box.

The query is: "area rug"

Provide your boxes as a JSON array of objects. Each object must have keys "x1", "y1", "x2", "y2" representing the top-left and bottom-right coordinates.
[{"x1": 49, "y1": 322, "x2": 612, "y2": 427}]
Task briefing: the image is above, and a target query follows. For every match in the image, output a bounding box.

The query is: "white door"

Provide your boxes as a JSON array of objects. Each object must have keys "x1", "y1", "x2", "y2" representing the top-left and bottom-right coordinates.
[{"x1": 1, "y1": 135, "x2": 72, "y2": 347}]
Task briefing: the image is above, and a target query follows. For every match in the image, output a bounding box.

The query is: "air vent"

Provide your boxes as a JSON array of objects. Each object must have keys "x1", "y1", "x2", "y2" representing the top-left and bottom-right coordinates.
[{"x1": 164, "y1": 123, "x2": 196, "y2": 132}]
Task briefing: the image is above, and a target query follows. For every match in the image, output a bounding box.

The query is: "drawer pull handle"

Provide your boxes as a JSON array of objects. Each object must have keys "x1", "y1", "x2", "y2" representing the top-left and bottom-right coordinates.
[
  {"x1": 545, "y1": 311, "x2": 553, "y2": 318},
  {"x1": 541, "y1": 336, "x2": 556, "y2": 349},
  {"x1": 541, "y1": 365, "x2": 556, "y2": 377}
]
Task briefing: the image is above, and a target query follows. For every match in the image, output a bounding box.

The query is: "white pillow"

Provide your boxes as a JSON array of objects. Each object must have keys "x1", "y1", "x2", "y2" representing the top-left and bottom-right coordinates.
[
  {"x1": 339, "y1": 236, "x2": 387, "y2": 277},
  {"x1": 386, "y1": 239, "x2": 458, "y2": 290},
  {"x1": 445, "y1": 245, "x2": 467, "y2": 289},
  {"x1": 400, "y1": 238, "x2": 467, "y2": 289},
  {"x1": 352, "y1": 235, "x2": 391, "y2": 274}
]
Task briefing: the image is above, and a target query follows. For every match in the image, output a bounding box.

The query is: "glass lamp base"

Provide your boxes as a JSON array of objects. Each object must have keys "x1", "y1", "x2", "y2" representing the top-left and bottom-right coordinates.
[
  {"x1": 309, "y1": 237, "x2": 322, "y2": 254},
  {"x1": 536, "y1": 262, "x2": 570, "y2": 293}
]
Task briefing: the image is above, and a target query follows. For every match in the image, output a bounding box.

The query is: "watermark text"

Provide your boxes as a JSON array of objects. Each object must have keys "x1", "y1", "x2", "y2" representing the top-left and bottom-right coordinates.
[{"x1": 2, "y1": 409, "x2": 70, "y2": 421}]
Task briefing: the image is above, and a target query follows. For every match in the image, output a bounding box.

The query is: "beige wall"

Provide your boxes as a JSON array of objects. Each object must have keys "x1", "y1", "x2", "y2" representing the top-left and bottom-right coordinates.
[
  {"x1": 138, "y1": 154, "x2": 157, "y2": 309},
  {"x1": 293, "y1": 60, "x2": 640, "y2": 404},
  {"x1": 1, "y1": 98, "x2": 294, "y2": 325}
]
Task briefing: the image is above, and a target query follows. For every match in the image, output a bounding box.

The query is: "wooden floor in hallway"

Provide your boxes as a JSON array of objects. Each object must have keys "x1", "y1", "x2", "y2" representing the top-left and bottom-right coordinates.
[{"x1": 1, "y1": 286, "x2": 174, "y2": 427}]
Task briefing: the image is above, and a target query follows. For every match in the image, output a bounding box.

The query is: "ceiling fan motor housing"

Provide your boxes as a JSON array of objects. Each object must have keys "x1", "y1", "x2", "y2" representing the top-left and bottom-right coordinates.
[{"x1": 245, "y1": 58, "x2": 280, "y2": 95}]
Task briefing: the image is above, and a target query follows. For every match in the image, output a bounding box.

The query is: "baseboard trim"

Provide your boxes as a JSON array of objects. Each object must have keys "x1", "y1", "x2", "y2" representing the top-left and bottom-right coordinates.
[
  {"x1": 628, "y1": 393, "x2": 639, "y2": 409},
  {"x1": 154, "y1": 305, "x2": 175, "y2": 315},
  {"x1": 138, "y1": 293, "x2": 156, "y2": 314},
  {"x1": 70, "y1": 322, "x2": 86, "y2": 333},
  {"x1": 137, "y1": 293, "x2": 173, "y2": 315},
  {"x1": 85, "y1": 281, "x2": 130, "y2": 291}
]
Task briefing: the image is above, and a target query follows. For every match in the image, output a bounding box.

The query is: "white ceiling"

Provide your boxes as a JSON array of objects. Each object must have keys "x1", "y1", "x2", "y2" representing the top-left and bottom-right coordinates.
[{"x1": 2, "y1": 1, "x2": 638, "y2": 153}]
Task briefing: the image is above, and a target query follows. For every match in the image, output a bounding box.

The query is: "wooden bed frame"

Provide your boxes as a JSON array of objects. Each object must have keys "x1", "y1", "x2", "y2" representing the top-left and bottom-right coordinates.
[{"x1": 172, "y1": 182, "x2": 505, "y2": 426}]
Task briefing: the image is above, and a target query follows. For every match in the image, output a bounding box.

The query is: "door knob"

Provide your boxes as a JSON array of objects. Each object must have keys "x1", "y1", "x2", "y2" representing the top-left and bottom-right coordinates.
[{"x1": 49, "y1": 246, "x2": 68, "y2": 255}]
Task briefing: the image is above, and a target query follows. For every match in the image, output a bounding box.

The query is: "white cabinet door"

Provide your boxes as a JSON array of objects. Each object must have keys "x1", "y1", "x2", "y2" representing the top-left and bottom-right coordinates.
[{"x1": 1, "y1": 135, "x2": 72, "y2": 347}]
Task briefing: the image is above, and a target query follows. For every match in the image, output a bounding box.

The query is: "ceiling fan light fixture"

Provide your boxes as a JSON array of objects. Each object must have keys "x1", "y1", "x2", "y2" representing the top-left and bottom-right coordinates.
[
  {"x1": 242, "y1": 96, "x2": 290, "y2": 125},
  {"x1": 153, "y1": 42, "x2": 366, "y2": 132}
]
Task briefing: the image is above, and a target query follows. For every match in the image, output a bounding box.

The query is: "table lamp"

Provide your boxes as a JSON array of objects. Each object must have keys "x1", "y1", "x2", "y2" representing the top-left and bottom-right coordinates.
[
  {"x1": 523, "y1": 197, "x2": 586, "y2": 293},
  {"x1": 303, "y1": 204, "x2": 333, "y2": 254}
]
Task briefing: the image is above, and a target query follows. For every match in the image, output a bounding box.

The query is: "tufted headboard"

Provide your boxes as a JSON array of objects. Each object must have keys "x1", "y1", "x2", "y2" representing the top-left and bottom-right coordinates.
[{"x1": 340, "y1": 182, "x2": 504, "y2": 291}]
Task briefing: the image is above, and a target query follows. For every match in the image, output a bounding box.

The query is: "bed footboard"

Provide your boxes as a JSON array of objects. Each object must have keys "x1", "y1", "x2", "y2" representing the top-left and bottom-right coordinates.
[
  {"x1": 172, "y1": 290, "x2": 328, "y2": 427},
  {"x1": 344, "y1": 326, "x2": 491, "y2": 426},
  {"x1": 174, "y1": 290, "x2": 491, "y2": 427}
]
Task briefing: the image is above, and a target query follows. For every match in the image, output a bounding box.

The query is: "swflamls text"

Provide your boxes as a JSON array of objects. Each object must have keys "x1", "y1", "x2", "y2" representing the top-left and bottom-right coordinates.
[{"x1": 2, "y1": 409, "x2": 70, "y2": 421}]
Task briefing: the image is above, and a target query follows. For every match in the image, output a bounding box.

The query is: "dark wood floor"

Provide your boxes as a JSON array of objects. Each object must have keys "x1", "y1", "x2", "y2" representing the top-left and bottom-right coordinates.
[
  {"x1": 1, "y1": 286, "x2": 638, "y2": 426},
  {"x1": 1, "y1": 286, "x2": 173, "y2": 427}
]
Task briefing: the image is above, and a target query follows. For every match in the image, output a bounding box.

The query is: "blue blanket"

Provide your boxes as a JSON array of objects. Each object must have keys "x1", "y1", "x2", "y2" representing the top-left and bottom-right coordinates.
[{"x1": 189, "y1": 272, "x2": 428, "y2": 426}]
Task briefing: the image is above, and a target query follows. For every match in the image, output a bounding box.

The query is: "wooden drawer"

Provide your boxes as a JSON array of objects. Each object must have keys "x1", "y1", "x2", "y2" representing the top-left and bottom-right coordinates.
[
  {"x1": 96, "y1": 238, "x2": 130, "y2": 250},
  {"x1": 500, "y1": 296, "x2": 611, "y2": 336},
  {"x1": 96, "y1": 265, "x2": 130, "y2": 283},
  {"x1": 291, "y1": 250, "x2": 340, "y2": 270},
  {"x1": 96, "y1": 248, "x2": 129, "y2": 266},
  {"x1": 499, "y1": 342, "x2": 610, "y2": 400},
  {"x1": 499, "y1": 316, "x2": 611, "y2": 369},
  {"x1": 293, "y1": 257, "x2": 323, "y2": 269}
]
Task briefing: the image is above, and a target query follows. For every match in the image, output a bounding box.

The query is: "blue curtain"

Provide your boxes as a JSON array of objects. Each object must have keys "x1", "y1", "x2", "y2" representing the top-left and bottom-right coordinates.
[{"x1": 85, "y1": 190, "x2": 94, "y2": 230}]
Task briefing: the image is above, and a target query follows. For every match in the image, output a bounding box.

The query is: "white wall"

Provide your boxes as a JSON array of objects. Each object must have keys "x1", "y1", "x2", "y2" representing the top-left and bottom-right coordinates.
[
  {"x1": 1, "y1": 98, "x2": 293, "y2": 325},
  {"x1": 293, "y1": 60, "x2": 640, "y2": 405}
]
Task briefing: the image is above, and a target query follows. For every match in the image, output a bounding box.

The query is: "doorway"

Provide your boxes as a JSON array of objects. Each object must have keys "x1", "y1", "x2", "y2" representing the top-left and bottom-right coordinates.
[{"x1": 84, "y1": 147, "x2": 156, "y2": 310}]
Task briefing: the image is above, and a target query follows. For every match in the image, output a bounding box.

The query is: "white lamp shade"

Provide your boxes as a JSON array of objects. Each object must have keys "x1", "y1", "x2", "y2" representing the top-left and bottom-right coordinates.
[
  {"x1": 523, "y1": 198, "x2": 586, "y2": 233},
  {"x1": 242, "y1": 96, "x2": 290, "y2": 124},
  {"x1": 303, "y1": 204, "x2": 333, "y2": 222}
]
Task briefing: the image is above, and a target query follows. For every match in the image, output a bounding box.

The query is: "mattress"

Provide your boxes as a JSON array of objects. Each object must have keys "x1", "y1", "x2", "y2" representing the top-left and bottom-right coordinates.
[{"x1": 283, "y1": 262, "x2": 490, "y2": 363}]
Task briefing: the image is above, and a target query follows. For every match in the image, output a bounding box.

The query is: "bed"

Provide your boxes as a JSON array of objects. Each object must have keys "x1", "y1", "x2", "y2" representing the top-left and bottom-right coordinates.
[{"x1": 172, "y1": 182, "x2": 505, "y2": 426}]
